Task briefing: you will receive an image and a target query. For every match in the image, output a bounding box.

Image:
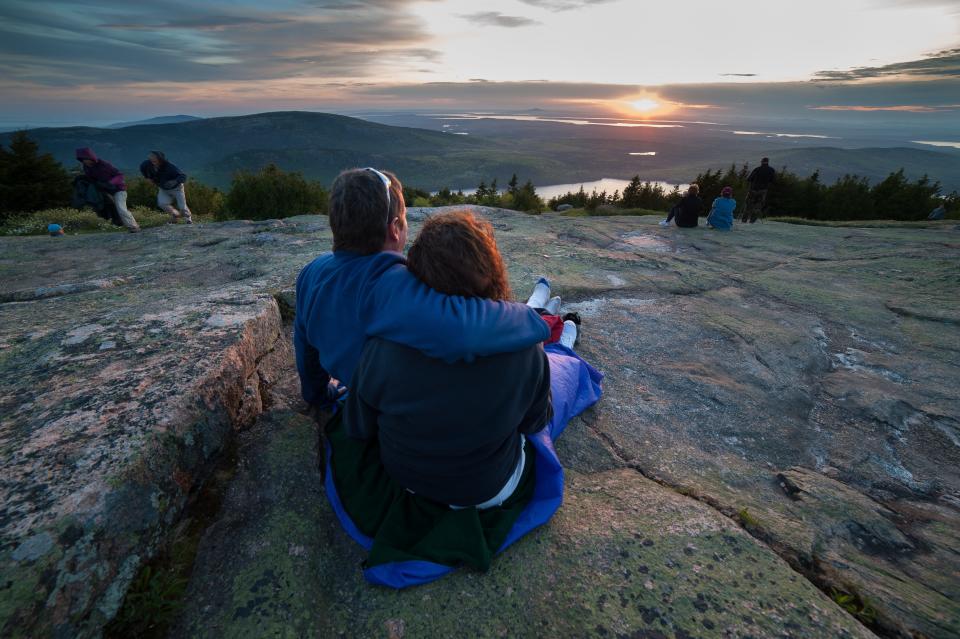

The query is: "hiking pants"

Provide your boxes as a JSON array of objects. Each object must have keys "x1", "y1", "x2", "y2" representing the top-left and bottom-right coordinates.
[
  {"x1": 158, "y1": 184, "x2": 192, "y2": 220},
  {"x1": 104, "y1": 191, "x2": 139, "y2": 230},
  {"x1": 742, "y1": 189, "x2": 767, "y2": 223}
]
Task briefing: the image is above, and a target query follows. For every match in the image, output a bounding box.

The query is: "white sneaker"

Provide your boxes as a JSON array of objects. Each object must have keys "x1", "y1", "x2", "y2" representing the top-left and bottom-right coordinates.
[
  {"x1": 526, "y1": 277, "x2": 551, "y2": 309},
  {"x1": 544, "y1": 296, "x2": 562, "y2": 315},
  {"x1": 659, "y1": 219, "x2": 670, "y2": 227},
  {"x1": 559, "y1": 320, "x2": 579, "y2": 349}
]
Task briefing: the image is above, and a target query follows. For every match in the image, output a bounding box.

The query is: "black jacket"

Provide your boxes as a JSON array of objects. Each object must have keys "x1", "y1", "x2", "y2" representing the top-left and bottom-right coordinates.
[
  {"x1": 139, "y1": 155, "x2": 187, "y2": 190},
  {"x1": 344, "y1": 337, "x2": 552, "y2": 505},
  {"x1": 748, "y1": 164, "x2": 776, "y2": 191},
  {"x1": 675, "y1": 194, "x2": 703, "y2": 227}
]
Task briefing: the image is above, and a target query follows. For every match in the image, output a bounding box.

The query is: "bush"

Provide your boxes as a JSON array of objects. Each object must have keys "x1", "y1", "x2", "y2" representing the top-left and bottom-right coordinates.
[
  {"x1": 125, "y1": 176, "x2": 158, "y2": 209},
  {"x1": 0, "y1": 131, "x2": 71, "y2": 219},
  {"x1": 223, "y1": 164, "x2": 326, "y2": 220}
]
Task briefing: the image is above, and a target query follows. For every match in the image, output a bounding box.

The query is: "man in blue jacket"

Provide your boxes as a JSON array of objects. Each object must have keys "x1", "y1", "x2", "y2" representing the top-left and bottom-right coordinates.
[
  {"x1": 294, "y1": 167, "x2": 550, "y2": 408},
  {"x1": 140, "y1": 150, "x2": 192, "y2": 224}
]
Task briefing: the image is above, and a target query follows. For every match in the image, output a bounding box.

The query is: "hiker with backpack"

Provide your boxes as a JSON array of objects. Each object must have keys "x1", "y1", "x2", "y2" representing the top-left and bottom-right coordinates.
[{"x1": 140, "y1": 151, "x2": 192, "y2": 224}]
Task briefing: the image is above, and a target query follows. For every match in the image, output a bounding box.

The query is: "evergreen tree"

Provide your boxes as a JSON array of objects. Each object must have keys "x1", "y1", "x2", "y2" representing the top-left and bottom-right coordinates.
[
  {"x1": 621, "y1": 175, "x2": 644, "y2": 208},
  {"x1": 474, "y1": 180, "x2": 488, "y2": 202},
  {"x1": 513, "y1": 180, "x2": 544, "y2": 213},
  {"x1": 507, "y1": 174, "x2": 519, "y2": 197},
  {"x1": 0, "y1": 131, "x2": 71, "y2": 218}
]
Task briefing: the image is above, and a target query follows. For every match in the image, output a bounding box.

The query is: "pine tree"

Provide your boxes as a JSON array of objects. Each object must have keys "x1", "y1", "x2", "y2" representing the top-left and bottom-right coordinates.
[
  {"x1": 0, "y1": 131, "x2": 71, "y2": 218},
  {"x1": 508, "y1": 173, "x2": 519, "y2": 196}
]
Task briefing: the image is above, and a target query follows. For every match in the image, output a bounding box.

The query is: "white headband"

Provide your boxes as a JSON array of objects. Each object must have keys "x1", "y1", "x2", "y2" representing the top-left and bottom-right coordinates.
[{"x1": 364, "y1": 167, "x2": 391, "y2": 207}]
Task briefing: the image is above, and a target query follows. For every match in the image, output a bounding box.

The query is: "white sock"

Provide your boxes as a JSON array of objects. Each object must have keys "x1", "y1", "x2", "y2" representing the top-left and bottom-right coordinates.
[
  {"x1": 559, "y1": 320, "x2": 578, "y2": 349},
  {"x1": 544, "y1": 296, "x2": 561, "y2": 315},
  {"x1": 526, "y1": 277, "x2": 551, "y2": 309}
]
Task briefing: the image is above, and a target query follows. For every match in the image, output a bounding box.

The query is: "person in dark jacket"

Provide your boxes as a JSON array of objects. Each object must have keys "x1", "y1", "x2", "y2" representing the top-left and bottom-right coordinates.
[
  {"x1": 660, "y1": 184, "x2": 703, "y2": 227},
  {"x1": 140, "y1": 151, "x2": 192, "y2": 224},
  {"x1": 344, "y1": 211, "x2": 554, "y2": 508},
  {"x1": 75, "y1": 147, "x2": 140, "y2": 232},
  {"x1": 742, "y1": 157, "x2": 776, "y2": 223}
]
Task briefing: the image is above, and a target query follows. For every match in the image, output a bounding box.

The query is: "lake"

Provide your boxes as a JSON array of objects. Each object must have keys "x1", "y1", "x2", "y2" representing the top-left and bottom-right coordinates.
[{"x1": 535, "y1": 177, "x2": 686, "y2": 201}]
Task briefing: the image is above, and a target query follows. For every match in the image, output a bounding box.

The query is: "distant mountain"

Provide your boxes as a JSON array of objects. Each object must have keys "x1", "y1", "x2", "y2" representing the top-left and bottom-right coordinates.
[
  {"x1": 4, "y1": 110, "x2": 958, "y2": 191},
  {"x1": 107, "y1": 115, "x2": 204, "y2": 128},
  {"x1": 4, "y1": 111, "x2": 567, "y2": 189}
]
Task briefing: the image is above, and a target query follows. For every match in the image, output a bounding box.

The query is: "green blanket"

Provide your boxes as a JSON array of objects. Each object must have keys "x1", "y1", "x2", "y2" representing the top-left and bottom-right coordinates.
[{"x1": 326, "y1": 411, "x2": 536, "y2": 570}]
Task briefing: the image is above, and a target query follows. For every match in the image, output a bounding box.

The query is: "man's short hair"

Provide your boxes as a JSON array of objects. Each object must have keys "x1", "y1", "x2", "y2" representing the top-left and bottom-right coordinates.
[
  {"x1": 329, "y1": 168, "x2": 405, "y2": 254},
  {"x1": 761, "y1": 157, "x2": 770, "y2": 164}
]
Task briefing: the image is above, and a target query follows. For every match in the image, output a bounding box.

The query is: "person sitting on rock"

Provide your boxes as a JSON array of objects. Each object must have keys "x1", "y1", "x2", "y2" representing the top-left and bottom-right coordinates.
[
  {"x1": 324, "y1": 210, "x2": 602, "y2": 587},
  {"x1": 76, "y1": 147, "x2": 141, "y2": 233},
  {"x1": 660, "y1": 184, "x2": 703, "y2": 228},
  {"x1": 139, "y1": 150, "x2": 192, "y2": 224},
  {"x1": 293, "y1": 167, "x2": 550, "y2": 413},
  {"x1": 707, "y1": 186, "x2": 737, "y2": 231}
]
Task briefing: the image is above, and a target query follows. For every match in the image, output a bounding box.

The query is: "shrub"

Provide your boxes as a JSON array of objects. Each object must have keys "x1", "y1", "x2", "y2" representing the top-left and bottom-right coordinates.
[
  {"x1": 223, "y1": 164, "x2": 326, "y2": 220},
  {"x1": 183, "y1": 179, "x2": 225, "y2": 218}
]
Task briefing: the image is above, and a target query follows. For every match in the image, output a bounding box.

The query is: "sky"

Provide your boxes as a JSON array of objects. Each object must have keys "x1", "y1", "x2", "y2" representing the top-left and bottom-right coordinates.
[{"x1": 0, "y1": 0, "x2": 958, "y2": 127}]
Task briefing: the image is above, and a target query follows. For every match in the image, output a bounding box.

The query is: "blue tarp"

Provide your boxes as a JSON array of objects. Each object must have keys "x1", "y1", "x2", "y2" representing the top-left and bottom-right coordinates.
[{"x1": 324, "y1": 343, "x2": 604, "y2": 588}]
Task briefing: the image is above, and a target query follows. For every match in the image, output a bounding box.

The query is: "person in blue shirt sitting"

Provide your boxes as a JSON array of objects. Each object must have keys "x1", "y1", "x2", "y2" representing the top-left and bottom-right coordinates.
[
  {"x1": 293, "y1": 167, "x2": 550, "y2": 411},
  {"x1": 707, "y1": 186, "x2": 737, "y2": 231}
]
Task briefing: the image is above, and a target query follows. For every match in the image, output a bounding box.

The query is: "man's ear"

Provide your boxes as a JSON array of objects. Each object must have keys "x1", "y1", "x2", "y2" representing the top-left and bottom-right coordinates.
[{"x1": 386, "y1": 217, "x2": 401, "y2": 244}]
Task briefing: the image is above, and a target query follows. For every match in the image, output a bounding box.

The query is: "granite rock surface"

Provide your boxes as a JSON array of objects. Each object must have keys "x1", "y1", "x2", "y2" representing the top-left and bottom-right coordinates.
[{"x1": 1, "y1": 209, "x2": 957, "y2": 638}]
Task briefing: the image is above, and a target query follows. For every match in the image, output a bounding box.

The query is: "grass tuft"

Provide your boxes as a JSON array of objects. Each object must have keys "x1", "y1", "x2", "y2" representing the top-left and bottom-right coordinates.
[{"x1": 0, "y1": 207, "x2": 214, "y2": 236}]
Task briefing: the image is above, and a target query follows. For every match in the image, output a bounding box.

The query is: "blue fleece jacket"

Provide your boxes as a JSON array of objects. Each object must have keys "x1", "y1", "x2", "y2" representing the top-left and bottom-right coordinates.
[
  {"x1": 707, "y1": 196, "x2": 737, "y2": 231},
  {"x1": 294, "y1": 250, "x2": 551, "y2": 405}
]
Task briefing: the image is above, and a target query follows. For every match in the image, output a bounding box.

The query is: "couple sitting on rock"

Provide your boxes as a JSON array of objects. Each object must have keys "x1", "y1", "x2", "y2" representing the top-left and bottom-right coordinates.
[
  {"x1": 659, "y1": 183, "x2": 737, "y2": 230},
  {"x1": 294, "y1": 168, "x2": 603, "y2": 588}
]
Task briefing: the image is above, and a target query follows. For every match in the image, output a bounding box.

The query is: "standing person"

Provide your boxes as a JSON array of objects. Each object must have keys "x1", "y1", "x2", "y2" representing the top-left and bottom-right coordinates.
[
  {"x1": 707, "y1": 186, "x2": 737, "y2": 230},
  {"x1": 660, "y1": 185, "x2": 703, "y2": 227},
  {"x1": 140, "y1": 151, "x2": 192, "y2": 224},
  {"x1": 75, "y1": 148, "x2": 140, "y2": 232},
  {"x1": 742, "y1": 157, "x2": 776, "y2": 223}
]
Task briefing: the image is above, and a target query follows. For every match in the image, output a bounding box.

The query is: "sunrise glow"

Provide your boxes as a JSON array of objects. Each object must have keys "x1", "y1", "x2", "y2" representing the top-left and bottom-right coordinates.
[{"x1": 630, "y1": 99, "x2": 660, "y2": 113}]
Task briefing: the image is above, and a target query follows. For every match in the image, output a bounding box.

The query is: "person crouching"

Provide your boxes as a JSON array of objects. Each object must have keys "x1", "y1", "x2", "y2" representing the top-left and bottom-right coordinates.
[{"x1": 140, "y1": 150, "x2": 192, "y2": 224}]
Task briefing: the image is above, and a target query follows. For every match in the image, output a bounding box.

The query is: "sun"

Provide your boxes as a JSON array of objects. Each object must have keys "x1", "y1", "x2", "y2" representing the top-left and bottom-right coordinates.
[{"x1": 629, "y1": 98, "x2": 660, "y2": 113}]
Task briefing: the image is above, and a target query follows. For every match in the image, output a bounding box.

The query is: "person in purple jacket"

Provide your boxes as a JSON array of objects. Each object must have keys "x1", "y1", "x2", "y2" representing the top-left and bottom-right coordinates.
[
  {"x1": 294, "y1": 167, "x2": 550, "y2": 409},
  {"x1": 75, "y1": 147, "x2": 140, "y2": 232}
]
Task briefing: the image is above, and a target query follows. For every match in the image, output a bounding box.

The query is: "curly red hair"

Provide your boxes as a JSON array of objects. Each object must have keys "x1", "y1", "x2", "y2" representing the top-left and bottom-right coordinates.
[{"x1": 407, "y1": 211, "x2": 512, "y2": 301}]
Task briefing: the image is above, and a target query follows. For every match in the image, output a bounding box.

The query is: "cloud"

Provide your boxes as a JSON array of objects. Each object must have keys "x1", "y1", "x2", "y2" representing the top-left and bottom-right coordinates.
[
  {"x1": 518, "y1": 0, "x2": 617, "y2": 11},
  {"x1": 721, "y1": 73, "x2": 757, "y2": 77},
  {"x1": 0, "y1": 0, "x2": 442, "y2": 86},
  {"x1": 814, "y1": 48, "x2": 960, "y2": 81},
  {"x1": 811, "y1": 104, "x2": 959, "y2": 112},
  {"x1": 460, "y1": 11, "x2": 538, "y2": 28}
]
